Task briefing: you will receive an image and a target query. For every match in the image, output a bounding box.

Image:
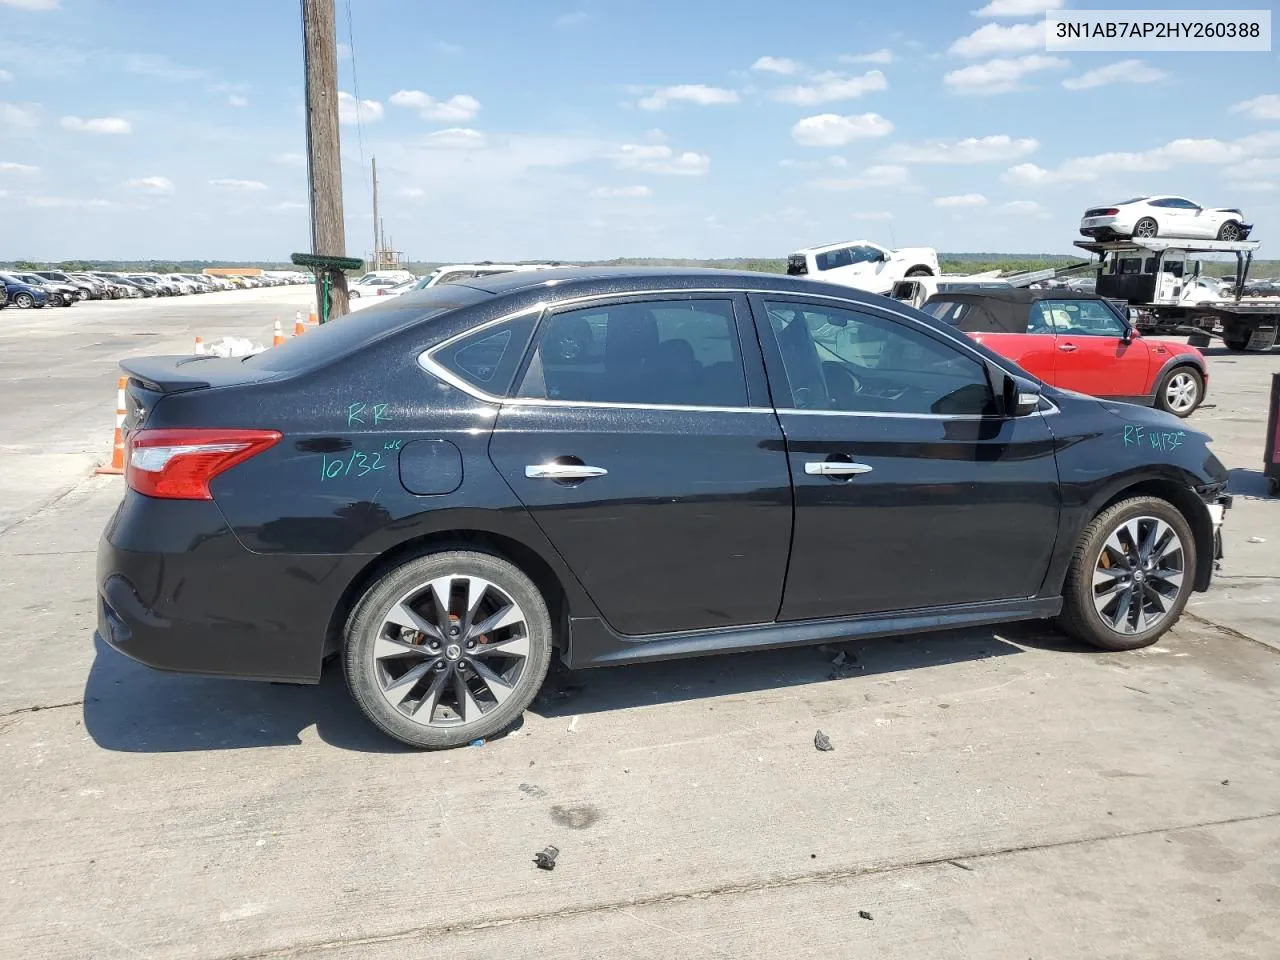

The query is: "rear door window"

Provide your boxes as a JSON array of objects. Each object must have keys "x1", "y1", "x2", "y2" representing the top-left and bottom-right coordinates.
[
  {"x1": 432, "y1": 314, "x2": 539, "y2": 395},
  {"x1": 515, "y1": 299, "x2": 749, "y2": 407}
]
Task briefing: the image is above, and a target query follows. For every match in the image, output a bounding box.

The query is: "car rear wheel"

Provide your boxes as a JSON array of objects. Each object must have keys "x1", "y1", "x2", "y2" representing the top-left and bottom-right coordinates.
[
  {"x1": 1155, "y1": 366, "x2": 1203, "y2": 417},
  {"x1": 344, "y1": 550, "x2": 553, "y2": 749},
  {"x1": 1057, "y1": 496, "x2": 1195, "y2": 651},
  {"x1": 1132, "y1": 217, "x2": 1159, "y2": 239},
  {"x1": 1217, "y1": 221, "x2": 1243, "y2": 242},
  {"x1": 904, "y1": 266, "x2": 932, "y2": 278},
  {"x1": 13, "y1": 293, "x2": 34, "y2": 309}
]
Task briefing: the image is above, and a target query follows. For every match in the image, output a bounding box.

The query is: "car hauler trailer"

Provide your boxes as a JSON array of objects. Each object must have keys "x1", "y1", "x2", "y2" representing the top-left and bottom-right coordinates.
[{"x1": 1076, "y1": 237, "x2": 1278, "y2": 353}]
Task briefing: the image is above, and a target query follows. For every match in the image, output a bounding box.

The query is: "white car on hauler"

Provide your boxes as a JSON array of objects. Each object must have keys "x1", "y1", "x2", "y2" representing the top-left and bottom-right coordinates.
[
  {"x1": 1079, "y1": 196, "x2": 1252, "y2": 242},
  {"x1": 786, "y1": 240, "x2": 939, "y2": 295}
]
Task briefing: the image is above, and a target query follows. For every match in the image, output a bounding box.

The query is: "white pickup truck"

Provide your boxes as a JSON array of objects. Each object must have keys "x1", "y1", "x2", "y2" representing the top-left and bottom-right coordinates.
[{"x1": 787, "y1": 240, "x2": 939, "y2": 295}]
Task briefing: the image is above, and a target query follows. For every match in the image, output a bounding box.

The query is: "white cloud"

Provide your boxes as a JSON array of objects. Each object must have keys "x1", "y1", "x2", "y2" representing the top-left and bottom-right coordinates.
[
  {"x1": 950, "y1": 22, "x2": 1042, "y2": 57},
  {"x1": 590, "y1": 185, "x2": 652, "y2": 198},
  {"x1": 1, "y1": 0, "x2": 61, "y2": 9},
  {"x1": 1231, "y1": 93, "x2": 1280, "y2": 121},
  {"x1": 812, "y1": 164, "x2": 910, "y2": 190},
  {"x1": 0, "y1": 69, "x2": 12, "y2": 82},
  {"x1": 336, "y1": 42, "x2": 352, "y2": 60},
  {"x1": 209, "y1": 178, "x2": 267, "y2": 191},
  {"x1": 0, "y1": 161, "x2": 38, "y2": 175},
  {"x1": 773, "y1": 70, "x2": 887, "y2": 105},
  {"x1": 123, "y1": 54, "x2": 205, "y2": 83},
  {"x1": 1003, "y1": 135, "x2": 1268, "y2": 186},
  {"x1": 613, "y1": 143, "x2": 710, "y2": 175},
  {"x1": 935, "y1": 193, "x2": 988, "y2": 207},
  {"x1": 791, "y1": 112, "x2": 893, "y2": 147},
  {"x1": 944, "y1": 55, "x2": 1069, "y2": 94},
  {"x1": 1062, "y1": 60, "x2": 1167, "y2": 90},
  {"x1": 637, "y1": 84, "x2": 739, "y2": 110},
  {"x1": 555, "y1": 10, "x2": 588, "y2": 27},
  {"x1": 1000, "y1": 199, "x2": 1051, "y2": 218},
  {"x1": 22, "y1": 195, "x2": 112, "y2": 209},
  {"x1": 389, "y1": 90, "x2": 481, "y2": 122},
  {"x1": 1224, "y1": 157, "x2": 1280, "y2": 180},
  {"x1": 1225, "y1": 180, "x2": 1277, "y2": 192},
  {"x1": 973, "y1": 0, "x2": 1063, "y2": 16},
  {"x1": 60, "y1": 115, "x2": 131, "y2": 134},
  {"x1": 398, "y1": 187, "x2": 424, "y2": 199},
  {"x1": 227, "y1": 94, "x2": 249, "y2": 107},
  {"x1": 269, "y1": 201, "x2": 308, "y2": 211},
  {"x1": 851, "y1": 210, "x2": 895, "y2": 220},
  {"x1": 884, "y1": 134, "x2": 1038, "y2": 163},
  {"x1": 841, "y1": 49, "x2": 893, "y2": 65},
  {"x1": 337, "y1": 91, "x2": 383, "y2": 125},
  {"x1": 435, "y1": 41, "x2": 463, "y2": 56},
  {"x1": 752, "y1": 56, "x2": 801, "y2": 74},
  {"x1": 272, "y1": 152, "x2": 305, "y2": 166},
  {"x1": 425, "y1": 127, "x2": 485, "y2": 148},
  {"x1": 0, "y1": 102, "x2": 40, "y2": 127},
  {"x1": 125, "y1": 176, "x2": 174, "y2": 194}
]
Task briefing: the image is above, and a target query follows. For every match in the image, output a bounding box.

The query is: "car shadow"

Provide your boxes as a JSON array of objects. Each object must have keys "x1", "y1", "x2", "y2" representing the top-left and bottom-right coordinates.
[
  {"x1": 527, "y1": 621, "x2": 1066, "y2": 720},
  {"x1": 83, "y1": 622, "x2": 1071, "y2": 753},
  {"x1": 1228, "y1": 467, "x2": 1275, "y2": 500}
]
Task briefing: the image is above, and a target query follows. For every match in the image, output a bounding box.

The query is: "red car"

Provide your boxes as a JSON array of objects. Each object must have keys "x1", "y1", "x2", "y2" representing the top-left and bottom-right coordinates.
[{"x1": 921, "y1": 288, "x2": 1207, "y2": 417}]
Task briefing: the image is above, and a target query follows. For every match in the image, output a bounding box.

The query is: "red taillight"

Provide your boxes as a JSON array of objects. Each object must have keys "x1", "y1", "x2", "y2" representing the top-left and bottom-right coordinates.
[
  {"x1": 125, "y1": 428, "x2": 281, "y2": 500},
  {"x1": 377, "y1": 288, "x2": 388, "y2": 295},
  {"x1": 1102, "y1": 208, "x2": 1118, "y2": 215}
]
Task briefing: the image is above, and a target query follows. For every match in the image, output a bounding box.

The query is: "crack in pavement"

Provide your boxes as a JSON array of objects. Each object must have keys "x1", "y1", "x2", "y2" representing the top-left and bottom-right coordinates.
[
  {"x1": 0, "y1": 699, "x2": 85, "y2": 719},
  {"x1": 0, "y1": 474, "x2": 99, "y2": 540},
  {"x1": 1184, "y1": 611, "x2": 1280, "y2": 654},
  {"x1": 216, "y1": 809, "x2": 1280, "y2": 960}
]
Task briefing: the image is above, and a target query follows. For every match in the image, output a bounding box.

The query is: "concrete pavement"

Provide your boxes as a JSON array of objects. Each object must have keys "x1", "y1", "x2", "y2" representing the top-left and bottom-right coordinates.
[{"x1": 0, "y1": 295, "x2": 1278, "y2": 959}]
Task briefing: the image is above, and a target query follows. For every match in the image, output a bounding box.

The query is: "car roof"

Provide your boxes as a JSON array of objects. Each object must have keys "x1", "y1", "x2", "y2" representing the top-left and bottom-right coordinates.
[
  {"x1": 790, "y1": 240, "x2": 881, "y2": 256},
  {"x1": 927, "y1": 287, "x2": 1105, "y2": 304},
  {"x1": 451, "y1": 264, "x2": 857, "y2": 297}
]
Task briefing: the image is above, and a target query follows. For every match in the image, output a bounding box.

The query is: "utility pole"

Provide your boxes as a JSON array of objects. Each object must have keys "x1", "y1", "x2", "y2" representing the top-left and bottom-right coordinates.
[
  {"x1": 301, "y1": 0, "x2": 349, "y2": 319},
  {"x1": 371, "y1": 155, "x2": 380, "y2": 270}
]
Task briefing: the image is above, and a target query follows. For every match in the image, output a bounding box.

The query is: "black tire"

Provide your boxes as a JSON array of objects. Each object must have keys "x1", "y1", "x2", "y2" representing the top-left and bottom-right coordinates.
[
  {"x1": 1154, "y1": 365, "x2": 1203, "y2": 418},
  {"x1": 1132, "y1": 217, "x2": 1159, "y2": 239},
  {"x1": 904, "y1": 266, "x2": 933, "y2": 278},
  {"x1": 343, "y1": 549, "x2": 553, "y2": 749},
  {"x1": 13, "y1": 293, "x2": 33, "y2": 309},
  {"x1": 348, "y1": 288, "x2": 361, "y2": 298},
  {"x1": 1057, "y1": 496, "x2": 1196, "y2": 651},
  {"x1": 1223, "y1": 329, "x2": 1250, "y2": 351},
  {"x1": 1217, "y1": 221, "x2": 1243, "y2": 242}
]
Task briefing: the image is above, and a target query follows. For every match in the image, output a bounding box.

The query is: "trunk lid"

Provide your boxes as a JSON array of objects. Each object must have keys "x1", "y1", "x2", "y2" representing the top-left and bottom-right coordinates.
[{"x1": 120, "y1": 355, "x2": 280, "y2": 434}]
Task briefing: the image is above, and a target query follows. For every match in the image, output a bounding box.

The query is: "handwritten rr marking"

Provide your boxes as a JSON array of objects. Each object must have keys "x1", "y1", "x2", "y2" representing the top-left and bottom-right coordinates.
[{"x1": 346, "y1": 401, "x2": 393, "y2": 427}]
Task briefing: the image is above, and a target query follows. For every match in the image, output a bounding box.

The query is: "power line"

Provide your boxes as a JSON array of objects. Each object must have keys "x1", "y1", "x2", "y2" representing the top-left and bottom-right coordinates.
[{"x1": 344, "y1": 0, "x2": 370, "y2": 200}]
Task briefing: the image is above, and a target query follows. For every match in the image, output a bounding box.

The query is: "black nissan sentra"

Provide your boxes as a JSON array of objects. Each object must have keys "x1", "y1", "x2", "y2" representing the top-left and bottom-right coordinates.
[{"x1": 97, "y1": 268, "x2": 1231, "y2": 749}]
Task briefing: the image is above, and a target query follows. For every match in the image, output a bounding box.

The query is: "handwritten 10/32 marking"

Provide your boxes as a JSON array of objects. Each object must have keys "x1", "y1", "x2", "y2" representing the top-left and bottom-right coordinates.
[
  {"x1": 321, "y1": 440, "x2": 403, "y2": 481},
  {"x1": 1123, "y1": 424, "x2": 1186, "y2": 452}
]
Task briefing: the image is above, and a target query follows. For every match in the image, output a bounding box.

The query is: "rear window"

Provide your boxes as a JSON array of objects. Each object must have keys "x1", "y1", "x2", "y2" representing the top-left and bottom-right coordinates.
[
  {"x1": 923, "y1": 300, "x2": 970, "y2": 324},
  {"x1": 245, "y1": 286, "x2": 487, "y2": 372},
  {"x1": 432, "y1": 313, "x2": 539, "y2": 395},
  {"x1": 786, "y1": 255, "x2": 808, "y2": 276}
]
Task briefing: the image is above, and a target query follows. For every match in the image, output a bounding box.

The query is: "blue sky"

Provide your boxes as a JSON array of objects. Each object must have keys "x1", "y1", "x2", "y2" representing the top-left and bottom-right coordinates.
[{"x1": 1, "y1": 0, "x2": 1277, "y2": 261}]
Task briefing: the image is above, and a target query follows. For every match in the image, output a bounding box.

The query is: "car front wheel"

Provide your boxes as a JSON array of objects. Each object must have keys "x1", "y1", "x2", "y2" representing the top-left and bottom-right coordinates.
[
  {"x1": 13, "y1": 293, "x2": 34, "y2": 308},
  {"x1": 1155, "y1": 366, "x2": 1203, "y2": 417},
  {"x1": 344, "y1": 550, "x2": 553, "y2": 749},
  {"x1": 1057, "y1": 496, "x2": 1196, "y2": 651},
  {"x1": 1217, "y1": 221, "x2": 1243, "y2": 242}
]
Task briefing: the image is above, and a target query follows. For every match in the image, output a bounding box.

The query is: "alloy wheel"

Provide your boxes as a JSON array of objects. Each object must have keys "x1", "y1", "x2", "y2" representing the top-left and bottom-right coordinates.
[
  {"x1": 1092, "y1": 516, "x2": 1185, "y2": 635},
  {"x1": 14, "y1": 293, "x2": 33, "y2": 309},
  {"x1": 372, "y1": 575, "x2": 530, "y2": 727},
  {"x1": 1219, "y1": 223, "x2": 1241, "y2": 242},
  {"x1": 1134, "y1": 219, "x2": 1158, "y2": 239},
  {"x1": 1164, "y1": 371, "x2": 1199, "y2": 414}
]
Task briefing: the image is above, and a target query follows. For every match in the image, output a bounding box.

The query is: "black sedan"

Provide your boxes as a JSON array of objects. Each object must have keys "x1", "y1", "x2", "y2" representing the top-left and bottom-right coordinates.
[{"x1": 97, "y1": 268, "x2": 1231, "y2": 748}]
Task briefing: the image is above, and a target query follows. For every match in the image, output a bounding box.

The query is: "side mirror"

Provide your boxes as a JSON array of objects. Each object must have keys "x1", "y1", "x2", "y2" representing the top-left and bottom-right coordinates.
[
  {"x1": 1121, "y1": 325, "x2": 1134, "y2": 343},
  {"x1": 999, "y1": 370, "x2": 1041, "y2": 417}
]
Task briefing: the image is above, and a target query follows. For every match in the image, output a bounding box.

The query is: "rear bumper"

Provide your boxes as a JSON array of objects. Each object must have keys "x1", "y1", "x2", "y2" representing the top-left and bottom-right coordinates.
[{"x1": 96, "y1": 490, "x2": 369, "y2": 682}]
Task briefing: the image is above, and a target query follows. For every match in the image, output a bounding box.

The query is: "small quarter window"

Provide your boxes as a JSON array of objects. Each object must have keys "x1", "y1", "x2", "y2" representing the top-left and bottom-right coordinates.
[{"x1": 432, "y1": 314, "x2": 538, "y2": 395}]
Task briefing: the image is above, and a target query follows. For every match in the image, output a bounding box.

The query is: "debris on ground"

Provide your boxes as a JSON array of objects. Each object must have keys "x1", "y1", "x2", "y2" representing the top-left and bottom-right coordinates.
[
  {"x1": 205, "y1": 336, "x2": 266, "y2": 358},
  {"x1": 1247, "y1": 536, "x2": 1266, "y2": 544},
  {"x1": 1221, "y1": 778, "x2": 1230, "y2": 786},
  {"x1": 519, "y1": 783, "x2": 547, "y2": 798},
  {"x1": 567, "y1": 715, "x2": 579, "y2": 733},
  {"x1": 814, "y1": 730, "x2": 834, "y2": 752},
  {"x1": 469, "y1": 738, "x2": 485, "y2": 747},
  {"x1": 858, "y1": 910, "x2": 874, "y2": 921},
  {"x1": 533, "y1": 845, "x2": 560, "y2": 871}
]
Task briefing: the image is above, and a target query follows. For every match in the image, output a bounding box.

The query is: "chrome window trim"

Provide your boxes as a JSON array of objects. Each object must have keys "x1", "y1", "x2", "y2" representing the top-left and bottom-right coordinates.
[{"x1": 418, "y1": 286, "x2": 1025, "y2": 412}]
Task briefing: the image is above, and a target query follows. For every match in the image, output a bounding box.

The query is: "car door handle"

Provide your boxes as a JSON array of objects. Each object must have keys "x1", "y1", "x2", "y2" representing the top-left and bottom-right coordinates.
[
  {"x1": 1057, "y1": 343, "x2": 1078, "y2": 352},
  {"x1": 525, "y1": 463, "x2": 608, "y2": 480},
  {"x1": 805, "y1": 461, "x2": 873, "y2": 476}
]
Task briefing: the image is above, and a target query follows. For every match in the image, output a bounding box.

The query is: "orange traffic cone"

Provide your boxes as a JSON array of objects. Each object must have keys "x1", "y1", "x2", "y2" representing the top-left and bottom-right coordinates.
[
  {"x1": 193, "y1": 335, "x2": 205, "y2": 355},
  {"x1": 95, "y1": 377, "x2": 128, "y2": 476},
  {"x1": 308, "y1": 310, "x2": 318, "y2": 325},
  {"x1": 272, "y1": 319, "x2": 284, "y2": 347},
  {"x1": 294, "y1": 319, "x2": 306, "y2": 337},
  {"x1": 295, "y1": 310, "x2": 304, "y2": 328}
]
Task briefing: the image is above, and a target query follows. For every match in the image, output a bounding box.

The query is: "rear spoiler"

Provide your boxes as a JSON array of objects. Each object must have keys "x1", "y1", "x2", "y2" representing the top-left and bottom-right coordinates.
[{"x1": 120, "y1": 356, "x2": 215, "y2": 393}]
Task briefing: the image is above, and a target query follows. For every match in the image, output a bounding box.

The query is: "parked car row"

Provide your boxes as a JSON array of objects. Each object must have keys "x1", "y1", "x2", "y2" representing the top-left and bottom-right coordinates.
[{"x1": 0, "y1": 270, "x2": 311, "y2": 308}]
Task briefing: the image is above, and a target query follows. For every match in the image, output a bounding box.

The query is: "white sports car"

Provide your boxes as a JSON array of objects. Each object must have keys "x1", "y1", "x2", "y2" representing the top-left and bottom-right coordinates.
[
  {"x1": 786, "y1": 240, "x2": 938, "y2": 295},
  {"x1": 1079, "y1": 196, "x2": 1251, "y2": 242}
]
